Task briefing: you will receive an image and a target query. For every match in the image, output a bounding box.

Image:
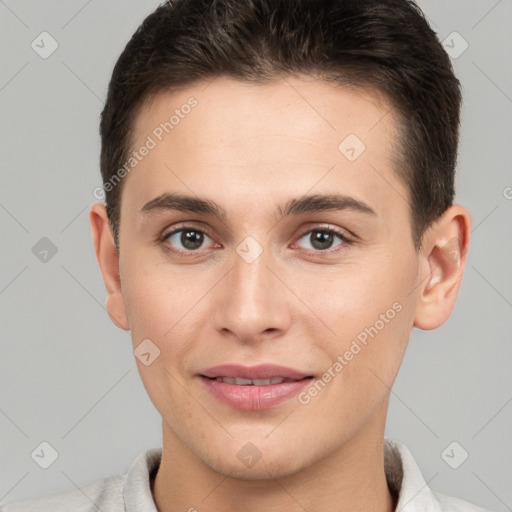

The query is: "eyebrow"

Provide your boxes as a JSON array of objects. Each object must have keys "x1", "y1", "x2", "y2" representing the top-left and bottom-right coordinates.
[{"x1": 140, "y1": 192, "x2": 376, "y2": 221}]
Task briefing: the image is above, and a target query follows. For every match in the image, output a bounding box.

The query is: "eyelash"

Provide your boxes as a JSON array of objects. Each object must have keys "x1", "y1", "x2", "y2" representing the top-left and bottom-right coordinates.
[{"x1": 159, "y1": 224, "x2": 353, "y2": 257}]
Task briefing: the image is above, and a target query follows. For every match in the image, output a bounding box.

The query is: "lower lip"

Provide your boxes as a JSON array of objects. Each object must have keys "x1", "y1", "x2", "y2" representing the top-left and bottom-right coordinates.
[{"x1": 199, "y1": 376, "x2": 312, "y2": 411}]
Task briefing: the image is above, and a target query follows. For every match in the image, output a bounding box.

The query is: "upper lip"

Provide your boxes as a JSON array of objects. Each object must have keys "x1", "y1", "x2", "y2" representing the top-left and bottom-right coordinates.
[{"x1": 199, "y1": 363, "x2": 312, "y2": 380}]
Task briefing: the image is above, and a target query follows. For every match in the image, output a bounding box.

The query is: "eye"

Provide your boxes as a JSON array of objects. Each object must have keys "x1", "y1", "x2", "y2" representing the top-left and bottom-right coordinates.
[
  {"x1": 163, "y1": 226, "x2": 215, "y2": 252},
  {"x1": 294, "y1": 227, "x2": 349, "y2": 252}
]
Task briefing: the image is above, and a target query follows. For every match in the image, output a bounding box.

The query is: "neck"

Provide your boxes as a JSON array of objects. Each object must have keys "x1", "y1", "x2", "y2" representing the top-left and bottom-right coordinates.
[{"x1": 153, "y1": 410, "x2": 396, "y2": 512}]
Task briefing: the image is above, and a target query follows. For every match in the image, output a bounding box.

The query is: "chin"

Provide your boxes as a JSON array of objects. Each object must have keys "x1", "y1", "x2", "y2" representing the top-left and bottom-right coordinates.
[
  {"x1": 210, "y1": 454, "x2": 307, "y2": 481},
  {"x1": 196, "y1": 436, "x2": 314, "y2": 481}
]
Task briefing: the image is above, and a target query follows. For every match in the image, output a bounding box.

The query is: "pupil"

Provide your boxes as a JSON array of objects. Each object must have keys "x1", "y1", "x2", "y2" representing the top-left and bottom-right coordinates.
[
  {"x1": 311, "y1": 230, "x2": 333, "y2": 250},
  {"x1": 182, "y1": 230, "x2": 203, "y2": 250}
]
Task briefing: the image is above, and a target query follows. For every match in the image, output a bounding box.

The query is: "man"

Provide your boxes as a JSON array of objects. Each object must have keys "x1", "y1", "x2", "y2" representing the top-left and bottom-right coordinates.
[{"x1": 3, "y1": 0, "x2": 489, "y2": 510}]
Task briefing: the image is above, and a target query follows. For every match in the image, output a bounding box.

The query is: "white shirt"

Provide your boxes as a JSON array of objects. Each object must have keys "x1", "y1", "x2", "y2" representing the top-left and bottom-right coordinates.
[{"x1": 1, "y1": 439, "x2": 490, "y2": 511}]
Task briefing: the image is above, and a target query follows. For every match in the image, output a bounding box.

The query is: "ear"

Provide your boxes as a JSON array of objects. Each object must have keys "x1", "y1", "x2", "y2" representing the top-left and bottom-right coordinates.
[
  {"x1": 89, "y1": 203, "x2": 130, "y2": 331},
  {"x1": 413, "y1": 204, "x2": 471, "y2": 330}
]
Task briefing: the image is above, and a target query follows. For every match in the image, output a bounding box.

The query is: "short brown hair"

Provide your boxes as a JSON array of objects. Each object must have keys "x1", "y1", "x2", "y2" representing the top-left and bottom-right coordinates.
[{"x1": 99, "y1": 0, "x2": 462, "y2": 250}]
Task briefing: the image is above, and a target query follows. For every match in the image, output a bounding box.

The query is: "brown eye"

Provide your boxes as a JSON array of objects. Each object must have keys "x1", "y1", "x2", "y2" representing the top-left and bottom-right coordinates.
[
  {"x1": 165, "y1": 228, "x2": 211, "y2": 251},
  {"x1": 295, "y1": 228, "x2": 347, "y2": 252}
]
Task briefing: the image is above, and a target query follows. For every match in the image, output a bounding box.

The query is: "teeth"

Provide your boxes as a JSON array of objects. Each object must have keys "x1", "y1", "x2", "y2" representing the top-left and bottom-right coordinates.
[
  {"x1": 214, "y1": 376, "x2": 288, "y2": 385},
  {"x1": 252, "y1": 378, "x2": 271, "y2": 385},
  {"x1": 235, "y1": 377, "x2": 252, "y2": 385},
  {"x1": 217, "y1": 377, "x2": 236, "y2": 384}
]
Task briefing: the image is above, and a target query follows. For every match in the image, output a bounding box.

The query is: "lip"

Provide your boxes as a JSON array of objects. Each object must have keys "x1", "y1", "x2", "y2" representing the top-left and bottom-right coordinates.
[
  {"x1": 200, "y1": 363, "x2": 311, "y2": 381},
  {"x1": 198, "y1": 364, "x2": 313, "y2": 411}
]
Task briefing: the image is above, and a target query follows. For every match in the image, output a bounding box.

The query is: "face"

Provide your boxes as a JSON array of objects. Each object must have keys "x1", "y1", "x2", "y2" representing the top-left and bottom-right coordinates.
[{"x1": 113, "y1": 76, "x2": 422, "y2": 478}]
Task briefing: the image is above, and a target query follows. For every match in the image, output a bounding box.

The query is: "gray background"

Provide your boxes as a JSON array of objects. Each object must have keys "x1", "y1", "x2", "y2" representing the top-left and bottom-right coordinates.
[{"x1": 1, "y1": 0, "x2": 511, "y2": 510}]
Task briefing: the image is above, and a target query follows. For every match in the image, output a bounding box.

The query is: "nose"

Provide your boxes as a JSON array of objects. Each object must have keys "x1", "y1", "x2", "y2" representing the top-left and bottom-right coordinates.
[{"x1": 212, "y1": 247, "x2": 293, "y2": 343}]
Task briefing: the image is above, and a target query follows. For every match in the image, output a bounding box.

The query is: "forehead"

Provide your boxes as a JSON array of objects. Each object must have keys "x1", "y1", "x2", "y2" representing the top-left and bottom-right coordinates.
[
  {"x1": 123, "y1": 75, "x2": 406, "y2": 221},
  {"x1": 133, "y1": 75, "x2": 397, "y2": 150}
]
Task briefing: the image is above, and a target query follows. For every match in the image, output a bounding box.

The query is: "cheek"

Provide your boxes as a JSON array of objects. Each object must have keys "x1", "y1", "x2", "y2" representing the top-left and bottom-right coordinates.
[
  {"x1": 121, "y1": 257, "x2": 211, "y2": 374},
  {"x1": 121, "y1": 253, "x2": 180, "y2": 337},
  {"x1": 121, "y1": 263, "x2": 200, "y2": 417},
  {"x1": 296, "y1": 252, "x2": 416, "y2": 379},
  {"x1": 297, "y1": 255, "x2": 413, "y2": 329}
]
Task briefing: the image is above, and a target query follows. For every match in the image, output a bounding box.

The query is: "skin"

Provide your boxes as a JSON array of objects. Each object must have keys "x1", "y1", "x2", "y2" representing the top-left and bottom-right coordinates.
[{"x1": 90, "y1": 75, "x2": 471, "y2": 512}]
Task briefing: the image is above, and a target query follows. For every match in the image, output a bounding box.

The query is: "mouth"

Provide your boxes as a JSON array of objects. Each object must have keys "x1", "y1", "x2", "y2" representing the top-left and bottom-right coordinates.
[
  {"x1": 202, "y1": 376, "x2": 311, "y2": 385},
  {"x1": 199, "y1": 363, "x2": 313, "y2": 381},
  {"x1": 198, "y1": 364, "x2": 314, "y2": 410}
]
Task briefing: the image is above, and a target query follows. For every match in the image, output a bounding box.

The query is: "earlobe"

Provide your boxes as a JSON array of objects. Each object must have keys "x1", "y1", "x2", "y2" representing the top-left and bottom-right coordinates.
[
  {"x1": 413, "y1": 205, "x2": 471, "y2": 330},
  {"x1": 89, "y1": 203, "x2": 130, "y2": 331}
]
